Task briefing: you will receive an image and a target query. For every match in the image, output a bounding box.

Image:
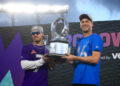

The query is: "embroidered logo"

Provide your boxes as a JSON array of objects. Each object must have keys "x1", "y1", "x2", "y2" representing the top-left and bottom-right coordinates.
[
  {"x1": 96, "y1": 46, "x2": 99, "y2": 48},
  {"x1": 31, "y1": 50, "x2": 37, "y2": 54}
]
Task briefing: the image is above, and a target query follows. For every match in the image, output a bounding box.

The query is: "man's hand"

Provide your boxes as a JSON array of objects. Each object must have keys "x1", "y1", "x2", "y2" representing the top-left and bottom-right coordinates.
[
  {"x1": 66, "y1": 60, "x2": 74, "y2": 64},
  {"x1": 43, "y1": 54, "x2": 49, "y2": 62},
  {"x1": 43, "y1": 54, "x2": 55, "y2": 69},
  {"x1": 48, "y1": 58, "x2": 55, "y2": 69},
  {"x1": 62, "y1": 53, "x2": 76, "y2": 60},
  {"x1": 62, "y1": 53, "x2": 76, "y2": 64}
]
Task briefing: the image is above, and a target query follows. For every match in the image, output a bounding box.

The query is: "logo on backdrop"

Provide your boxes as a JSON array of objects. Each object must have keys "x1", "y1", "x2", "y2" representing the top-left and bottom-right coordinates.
[{"x1": 101, "y1": 53, "x2": 120, "y2": 60}]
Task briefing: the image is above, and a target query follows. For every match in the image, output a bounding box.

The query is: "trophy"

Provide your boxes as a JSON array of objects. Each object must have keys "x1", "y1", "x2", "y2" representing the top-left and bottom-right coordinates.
[{"x1": 47, "y1": 17, "x2": 70, "y2": 62}]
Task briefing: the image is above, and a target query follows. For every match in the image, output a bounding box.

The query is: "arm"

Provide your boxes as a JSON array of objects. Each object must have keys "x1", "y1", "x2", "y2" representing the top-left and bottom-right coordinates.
[
  {"x1": 43, "y1": 54, "x2": 55, "y2": 69},
  {"x1": 21, "y1": 57, "x2": 45, "y2": 70},
  {"x1": 76, "y1": 51, "x2": 101, "y2": 64},
  {"x1": 64, "y1": 35, "x2": 103, "y2": 64},
  {"x1": 63, "y1": 51, "x2": 101, "y2": 64}
]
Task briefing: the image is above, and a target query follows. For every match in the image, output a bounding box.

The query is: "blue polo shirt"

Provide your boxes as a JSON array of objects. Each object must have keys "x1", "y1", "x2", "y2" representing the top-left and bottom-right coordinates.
[{"x1": 72, "y1": 33, "x2": 103, "y2": 86}]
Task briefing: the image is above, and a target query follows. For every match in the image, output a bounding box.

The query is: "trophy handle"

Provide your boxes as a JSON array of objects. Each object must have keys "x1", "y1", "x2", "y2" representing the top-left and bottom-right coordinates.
[{"x1": 51, "y1": 17, "x2": 69, "y2": 39}]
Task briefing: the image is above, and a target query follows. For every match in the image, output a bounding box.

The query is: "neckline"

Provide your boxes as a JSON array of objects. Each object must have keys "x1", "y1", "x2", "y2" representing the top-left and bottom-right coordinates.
[
  {"x1": 32, "y1": 44, "x2": 44, "y2": 47},
  {"x1": 83, "y1": 33, "x2": 94, "y2": 39},
  {"x1": 32, "y1": 44, "x2": 45, "y2": 50}
]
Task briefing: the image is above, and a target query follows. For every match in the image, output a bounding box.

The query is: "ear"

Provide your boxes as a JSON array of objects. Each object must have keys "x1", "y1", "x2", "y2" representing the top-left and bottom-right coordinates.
[{"x1": 41, "y1": 33, "x2": 44, "y2": 37}]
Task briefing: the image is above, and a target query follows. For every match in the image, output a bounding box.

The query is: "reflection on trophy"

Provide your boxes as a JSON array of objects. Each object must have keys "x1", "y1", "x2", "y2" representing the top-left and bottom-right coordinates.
[{"x1": 47, "y1": 17, "x2": 70, "y2": 62}]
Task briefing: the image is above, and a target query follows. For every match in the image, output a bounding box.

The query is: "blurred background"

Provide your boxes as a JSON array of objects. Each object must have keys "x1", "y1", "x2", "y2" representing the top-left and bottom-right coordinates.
[{"x1": 0, "y1": 0, "x2": 120, "y2": 86}]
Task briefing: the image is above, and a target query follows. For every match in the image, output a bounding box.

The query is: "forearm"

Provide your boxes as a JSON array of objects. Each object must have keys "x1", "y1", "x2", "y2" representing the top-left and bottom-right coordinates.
[
  {"x1": 21, "y1": 58, "x2": 45, "y2": 70},
  {"x1": 72, "y1": 51, "x2": 101, "y2": 64},
  {"x1": 74, "y1": 56, "x2": 99, "y2": 64}
]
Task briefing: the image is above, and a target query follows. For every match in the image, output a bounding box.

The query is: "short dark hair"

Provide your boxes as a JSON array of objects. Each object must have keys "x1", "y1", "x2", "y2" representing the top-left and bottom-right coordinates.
[{"x1": 79, "y1": 14, "x2": 92, "y2": 22}]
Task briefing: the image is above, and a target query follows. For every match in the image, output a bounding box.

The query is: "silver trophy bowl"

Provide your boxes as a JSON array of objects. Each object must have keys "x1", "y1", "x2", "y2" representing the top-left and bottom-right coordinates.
[{"x1": 47, "y1": 17, "x2": 70, "y2": 62}]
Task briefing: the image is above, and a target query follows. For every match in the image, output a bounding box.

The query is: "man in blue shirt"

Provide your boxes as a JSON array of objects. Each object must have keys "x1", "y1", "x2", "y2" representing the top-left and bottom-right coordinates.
[{"x1": 63, "y1": 14, "x2": 103, "y2": 86}]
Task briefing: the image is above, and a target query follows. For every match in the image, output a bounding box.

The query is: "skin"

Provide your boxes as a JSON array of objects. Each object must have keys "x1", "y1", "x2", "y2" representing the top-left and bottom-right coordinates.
[{"x1": 62, "y1": 18, "x2": 101, "y2": 64}]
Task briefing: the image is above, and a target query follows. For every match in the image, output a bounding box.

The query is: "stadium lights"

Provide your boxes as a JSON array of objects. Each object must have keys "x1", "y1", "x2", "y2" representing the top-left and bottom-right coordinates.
[
  {"x1": 0, "y1": 4, "x2": 2, "y2": 9},
  {"x1": 37, "y1": 5, "x2": 69, "y2": 13},
  {"x1": 2, "y1": 3, "x2": 36, "y2": 14},
  {"x1": 0, "y1": 3, "x2": 69, "y2": 14}
]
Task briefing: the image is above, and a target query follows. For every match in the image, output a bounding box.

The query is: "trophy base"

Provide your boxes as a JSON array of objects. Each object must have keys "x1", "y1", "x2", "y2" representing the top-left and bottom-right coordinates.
[{"x1": 46, "y1": 54, "x2": 66, "y2": 63}]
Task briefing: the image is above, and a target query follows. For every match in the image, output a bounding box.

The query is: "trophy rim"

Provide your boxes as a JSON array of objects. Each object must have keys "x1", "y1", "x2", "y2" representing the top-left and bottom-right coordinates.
[
  {"x1": 46, "y1": 53, "x2": 66, "y2": 57},
  {"x1": 46, "y1": 53, "x2": 66, "y2": 63},
  {"x1": 50, "y1": 40, "x2": 69, "y2": 43}
]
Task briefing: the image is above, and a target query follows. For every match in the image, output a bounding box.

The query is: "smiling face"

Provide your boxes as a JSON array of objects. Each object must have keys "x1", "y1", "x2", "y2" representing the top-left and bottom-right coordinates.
[
  {"x1": 32, "y1": 31, "x2": 43, "y2": 43},
  {"x1": 80, "y1": 18, "x2": 93, "y2": 33}
]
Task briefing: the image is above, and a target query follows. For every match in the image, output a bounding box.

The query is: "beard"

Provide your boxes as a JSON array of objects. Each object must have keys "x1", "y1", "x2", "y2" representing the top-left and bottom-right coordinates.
[
  {"x1": 83, "y1": 30, "x2": 89, "y2": 33},
  {"x1": 35, "y1": 40, "x2": 40, "y2": 43},
  {"x1": 82, "y1": 27, "x2": 92, "y2": 33},
  {"x1": 34, "y1": 38, "x2": 41, "y2": 44},
  {"x1": 83, "y1": 29, "x2": 90, "y2": 33}
]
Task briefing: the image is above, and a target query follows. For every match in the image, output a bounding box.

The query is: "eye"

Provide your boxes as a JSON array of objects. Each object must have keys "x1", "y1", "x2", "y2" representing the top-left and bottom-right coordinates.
[
  {"x1": 81, "y1": 21, "x2": 84, "y2": 23},
  {"x1": 85, "y1": 21, "x2": 89, "y2": 23}
]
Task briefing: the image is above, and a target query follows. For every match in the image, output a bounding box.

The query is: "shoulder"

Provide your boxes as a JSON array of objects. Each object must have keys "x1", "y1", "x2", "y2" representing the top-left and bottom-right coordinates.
[
  {"x1": 76, "y1": 38, "x2": 83, "y2": 45},
  {"x1": 22, "y1": 44, "x2": 33, "y2": 50},
  {"x1": 23, "y1": 44, "x2": 32, "y2": 47},
  {"x1": 77, "y1": 37, "x2": 83, "y2": 42},
  {"x1": 92, "y1": 33, "x2": 100, "y2": 37},
  {"x1": 91, "y1": 34, "x2": 103, "y2": 46},
  {"x1": 77, "y1": 38, "x2": 81, "y2": 42},
  {"x1": 91, "y1": 33, "x2": 102, "y2": 40}
]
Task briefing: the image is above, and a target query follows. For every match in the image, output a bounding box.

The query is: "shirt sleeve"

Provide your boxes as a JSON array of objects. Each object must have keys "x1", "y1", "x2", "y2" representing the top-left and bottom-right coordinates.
[
  {"x1": 92, "y1": 35, "x2": 103, "y2": 52},
  {"x1": 21, "y1": 58, "x2": 45, "y2": 70}
]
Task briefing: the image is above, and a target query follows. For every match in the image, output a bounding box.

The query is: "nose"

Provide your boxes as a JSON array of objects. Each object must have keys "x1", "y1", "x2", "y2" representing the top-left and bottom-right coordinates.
[
  {"x1": 34, "y1": 34, "x2": 38, "y2": 36},
  {"x1": 82, "y1": 22, "x2": 87, "y2": 26}
]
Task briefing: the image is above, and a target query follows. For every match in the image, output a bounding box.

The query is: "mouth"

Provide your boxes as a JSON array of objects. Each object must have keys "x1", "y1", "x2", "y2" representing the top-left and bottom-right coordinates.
[
  {"x1": 34, "y1": 36, "x2": 39, "y2": 39},
  {"x1": 33, "y1": 37, "x2": 39, "y2": 41},
  {"x1": 82, "y1": 25, "x2": 88, "y2": 28}
]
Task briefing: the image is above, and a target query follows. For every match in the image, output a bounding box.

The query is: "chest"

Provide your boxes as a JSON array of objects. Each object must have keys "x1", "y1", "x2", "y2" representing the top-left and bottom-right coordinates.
[
  {"x1": 78, "y1": 38, "x2": 93, "y2": 56},
  {"x1": 28, "y1": 46, "x2": 45, "y2": 60}
]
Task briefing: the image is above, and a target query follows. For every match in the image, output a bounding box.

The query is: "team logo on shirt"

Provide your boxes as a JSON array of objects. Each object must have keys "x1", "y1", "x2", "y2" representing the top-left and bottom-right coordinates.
[
  {"x1": 36, "y1": 54, "x2": 43, "y2": 58},
  {"x1": 31, "y1": 50, "x2": 37, "y2": 54},
  {"x1": 81, "y1": 51, "x2": 88, "y2": 57},
  {"x1": 96, "y1": 46, "x2": 99, "y2": 48}
]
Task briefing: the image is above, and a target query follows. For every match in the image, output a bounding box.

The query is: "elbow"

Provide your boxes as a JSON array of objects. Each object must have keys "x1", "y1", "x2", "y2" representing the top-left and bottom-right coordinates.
[
  {"x1": 92, "y1": 58, "x2": 99, "y2": 64},
  {"x1": 93, "y1": 61, "x2": 99, "y2": 64},
  {"x1": 21, "y1": 67, "x2": 26, "y2": 70},
  {"x1": 91, "y1": 55, "x2": 100, "y2": 64},
  {"x1": 21, "y1": 63, "x2": 25, "y2": 70},
  {"x1": 91, "y1": 51, "x2": 101, "y2": 64}
]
